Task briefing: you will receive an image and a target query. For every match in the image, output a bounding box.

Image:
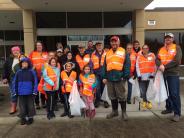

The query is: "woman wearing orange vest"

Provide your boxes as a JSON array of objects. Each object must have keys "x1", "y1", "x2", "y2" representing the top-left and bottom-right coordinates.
[
  {"x1": 60, "y1": 62, "x2": 77, "y2": 118},
  {"x1": 91, "y1": 42, "x2": 109, "y2": 108},
  {"x1": 136, "y1": 44, "x2": 156, "y2": 110},
  {"x1": 126, "y1": 43, "x2": 137, "y2": 104},
  {"x1": 29, "y1": 41, "x2": 48, "y2": 109},
  {"x1": 75, "y1": 45, "x2": 91, "y2": 72},
  {"x1": 42, "y1": 57, "x2": 60, "y2": 120},
  {"x1": 78, "y1": 64, "x2": 97, "y2": 118},
  {"x1": 156, "y1": 33, "x2": 182, "y2": 122}
]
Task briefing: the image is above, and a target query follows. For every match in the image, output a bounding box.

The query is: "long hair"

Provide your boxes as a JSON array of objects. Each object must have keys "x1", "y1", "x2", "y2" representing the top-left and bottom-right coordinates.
[
  {"x1": 34, "y1": 41, "x2": 46, "y2": 52},
  {"x1": 48, "y1": 57, "x2": 58, "y2": 67},
  {"x1": 82, "y1": 64, "x2": 92, "y2": 75}
]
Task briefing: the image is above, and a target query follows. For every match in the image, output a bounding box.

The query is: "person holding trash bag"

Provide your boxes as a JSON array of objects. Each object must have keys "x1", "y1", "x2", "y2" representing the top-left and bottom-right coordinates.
[
  {"x1": 78, "y1": 64, "x2": 97, "y2": 118},
  {"x1": 60, "y1": 62, "x2": 77, "y2": 118},
  {"x1": 91, "y1": 42, "x2": 109, "y2": 108},
  {"x1": 136, "y1": 44, "x2": 156, "y2": 110},
  {"x1": 42, "y1": 57, "x2": 60, "y2": 120},
  {"x1": 126, "y1": 43, "x2": 137, "y2": 104},
  {"x1": 102, "y1": 36, "x2": 130, "y2": 121},
  {"x1": 156, "y1": 33, "x2": 182, "y2": 122}
]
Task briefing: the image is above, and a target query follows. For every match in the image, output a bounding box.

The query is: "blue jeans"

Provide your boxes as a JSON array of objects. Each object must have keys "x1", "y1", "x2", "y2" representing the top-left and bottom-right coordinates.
[
  {"x1": 95, "y1": 74, "x2": 104, "y2": 102},
  {"x1": 164, "y1": 76, "x2": 181, "y2": 116},
  {"x1": 127, "y1": 80, "x2": 132, "y2": 102},
  {"x1": 139, "y1": 80, "x2": 150, "y2": 102}
]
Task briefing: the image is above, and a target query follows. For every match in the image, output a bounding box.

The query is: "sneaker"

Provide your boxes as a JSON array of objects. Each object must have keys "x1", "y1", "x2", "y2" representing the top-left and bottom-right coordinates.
[
  {"x1": 127, "y1": 101, "x2": 131, "y2": 104},
  {"x1": 47, "y1": 113, "x2": 51, "y2": 120},
  {"x1": 94, "y1": 101, "x2": 100, "y2": 108},
  {"x1": 141, "y1": 102, "x2": 147, "y2": 110},
  {"x1": 20, "y1": 118, "x2": 26, "y2": 125},
  {"x1": 171, "y1": 115, "x2": 180, "y2": 122},
  {"x1": 60, "y1": 112, "x2": 68, "y2": 117},
  {"x1": 36, "y1": 105, "x2": 41, "y2": 110},
  {"x1": 106, "y1": 110, "x2": 119, "y2": 119},
  {"x1": 104, "y1": 102, "x2": 110, "y2": 108},
  {"x1": 146, "y1": 102, "x2": 152, "y2": 109},
  {"x1": 26, "y1": 118, "x2": 34, "y2": 125},
  {"x1": 51, "y1": 112, "x2": 56, "y2": 118},
  {"x1": 42, "y1": 104, "x2": 47, "y2": 109},
  {"x1": 161, "y1": 110, "x2": 172, "y2": 115},
  {"x1": 122, "y1": 111, "x2": 128, "y2": 121}
]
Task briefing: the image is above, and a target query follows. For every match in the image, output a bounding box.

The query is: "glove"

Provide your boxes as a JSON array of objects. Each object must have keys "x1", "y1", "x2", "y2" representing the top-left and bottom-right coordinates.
[
  {"x1": 138, "y1": 77, "x2": 142, "y2": 81},
  {"x1": 149, "y1": 76, "x2": 154, "y2": 79},
  {"x1": 33, "y1": 92, "x2": 37, "y2": 96},
  {"x1": 133, "y1": 76, "x2": 137, "y2": 80}
]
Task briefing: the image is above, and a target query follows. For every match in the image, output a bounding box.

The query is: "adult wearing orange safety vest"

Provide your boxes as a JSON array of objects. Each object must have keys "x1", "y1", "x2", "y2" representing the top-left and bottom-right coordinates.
[
  {"x1": 75, "y1": 45, "x2": 91, "y2": 72},
  {"x1": 126, "y1": 43, "x2": 137, "y2": 104},
  {"x1": 136, "y1": 44, "x2": 156, "y2": 110},
  {"x1": 156, "y1": 33, "x2": 182, "y2": 122},
  {"x1": 91, "y1": 42, "x2": 109, "y2": 108},
  {"x1": 102, "y1": 36, "x2": 130, "y2": 121},
  {"x1": 29, "y1": 41, "x2": 48, "y2": 109}
]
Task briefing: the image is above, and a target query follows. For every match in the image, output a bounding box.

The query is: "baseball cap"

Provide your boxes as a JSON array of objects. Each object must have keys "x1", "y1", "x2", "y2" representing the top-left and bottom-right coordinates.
[
  {"x1": 164, "y1": 33, "x2": 174, "y2": 39},
  {"x1": 57, "y1": 49, "x2": 63, "y2": 53},
  {"x1": 110, "y1": 36, "x2": 120, "y2": 42}
]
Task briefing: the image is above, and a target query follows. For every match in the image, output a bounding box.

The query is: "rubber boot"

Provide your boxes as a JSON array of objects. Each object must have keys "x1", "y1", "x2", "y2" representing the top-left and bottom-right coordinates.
[
  {"x1": 106, "y1": 99, "x2": 119, "y2": 119},
  {"x1": 120, "y1": 101, "x2": 128, "y2": 121},
  {"x1": 9, "y1": 102, "x2": 17, "y2": 115}
]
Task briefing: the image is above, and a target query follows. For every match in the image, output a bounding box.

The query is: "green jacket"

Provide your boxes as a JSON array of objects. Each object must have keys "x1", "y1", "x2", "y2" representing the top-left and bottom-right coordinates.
[{"x1": 102, "y1": 53, "x2": 131, "y2": 82}]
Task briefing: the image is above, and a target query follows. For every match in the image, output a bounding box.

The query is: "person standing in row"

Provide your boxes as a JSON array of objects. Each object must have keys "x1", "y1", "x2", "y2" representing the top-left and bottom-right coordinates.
[
  {"x1": 3, "y1": 46, "x2": 21, "y2": 114},
  {"x1": 102, "y1": 36, "x2": 130, "y2": 121},
  {"x1": 29, "y1": 41, "x2": 48, "y2": 109},
  {"x1": 12, "y1": 58, "x2": 38, "y2": 125},
  {"x1": 85, "y1": 40, "x2": 95, "y2": 56},
  {"x1": 42, "y1": 57, "x2": 60, "y2": 120},
  {"x1": 60, "y1": 62, "x2": 77, "y2": 118},
  {"x1": 136, "y1": 44, "x2": 156, "y2": 110},
  {"x1": 91, "y1": 42, "x2": 109, "y2": 108},
  {"x1": 156, "y1": 33, "x2": 182, "y2": 122}
]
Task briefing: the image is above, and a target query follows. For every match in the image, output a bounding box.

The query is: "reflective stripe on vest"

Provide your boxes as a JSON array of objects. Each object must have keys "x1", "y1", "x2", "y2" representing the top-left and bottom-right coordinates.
[
  {"x1": 106, "y1": 47, "x2": 125, "y2": 71},
  {"x1": 61, "y1": 71, "x2": 77, "y2": 93},
  {"x1": 79, "y1": 74, "x2": 95, "y2": 96},
  {"x1": 76, "y1": 54, "x2": 90, "y2": 71},
  {"x1": 91, "y1": 51, "x2": 106, "y2": 70},
  {"x1": 158, "y1": 44, "x2": 176, "y2": 65},
  {"x1": 130, "y1": 52, "x2": 137, "y2": 75},
  {"x1": 138, "y1": 53, "x2": 155, "y2": 74}
]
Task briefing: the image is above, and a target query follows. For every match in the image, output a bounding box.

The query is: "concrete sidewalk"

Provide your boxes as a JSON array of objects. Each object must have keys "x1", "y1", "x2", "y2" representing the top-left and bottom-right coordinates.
[{"x1": 0, "y1": 81, "x2": 184, "y2": 138}]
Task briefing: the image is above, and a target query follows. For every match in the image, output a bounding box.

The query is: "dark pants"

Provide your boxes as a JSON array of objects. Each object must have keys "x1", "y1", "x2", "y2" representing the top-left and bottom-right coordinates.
[
  {"x1": 127, "y1": 80, "x2": 132, "y2": 102},
  {"x1": 18, "y1": 95, "x2": 36, "y2": 119},
  {"x1": 139, "y1": 80, "x2": 150, "y2": 102},
  {"x1": 35, "y1": 78, "x2": 46, "y2": 106},
  {"x1": 95, "y1": 74, "x2": 105, "y2": 102},
  {"x1": 46, "y1": 91, "x2": 56, "y2": 114},
  {"x1": 63, "y1": 93, "x2": 70, "y2": 114},
  {"x1": 164, "y1": 76, "x2": 181, "y2": 116}
]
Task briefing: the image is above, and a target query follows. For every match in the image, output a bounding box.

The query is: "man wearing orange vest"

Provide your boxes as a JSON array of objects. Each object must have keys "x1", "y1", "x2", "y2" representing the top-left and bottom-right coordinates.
[
  {"x1": 91, "y1": 42, "x2": 109, "y2": 108},
  {"x1": 156, "y1": 33, "x2": 182, "y2": 122},
  {"x1": 75, "y1": 44, "x2": 91, "y2": 73},
  {"x1": 126, "y1": 43, "x2": 137, "y2": 104},
  {"x1": 102, "y1": 36, "x2": 130, "y2": 121},
  {"x1": 136, "y1": 44, "x2": 156, "y2": 110}
]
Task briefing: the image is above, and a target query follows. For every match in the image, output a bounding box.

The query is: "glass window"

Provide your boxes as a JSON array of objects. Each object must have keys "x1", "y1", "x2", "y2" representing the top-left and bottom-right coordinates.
[
  {"x1": 4, "y1": 31, "x2": 20, "y2": 41},
  {"x1": 36, "y1": 12, "x2": 66, "y2": 28},
  {"x1": 67, "y1": 12, "x2": 102, "y2": 28},
  {"x1": 104, "y1": 12, "x2": 132, "y2": 28},
  {"x1": 68, "y1": 35, "x2": 103, "y2": 41},
  {"x1": 0, "y1": 31, "x2": 4, "y2": 40}
]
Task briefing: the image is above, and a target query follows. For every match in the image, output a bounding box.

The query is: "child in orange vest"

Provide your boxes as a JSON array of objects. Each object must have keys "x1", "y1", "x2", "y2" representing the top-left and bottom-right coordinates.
[
  {"x1": 60, "y1": 62, "x2": 77, "y2": 118},
  {"x1": 78, "y1": 64, "x2": 97, "y2": 118},
  {"x1": 42, "y1": 57, "x2": 60, "y2": 120}
]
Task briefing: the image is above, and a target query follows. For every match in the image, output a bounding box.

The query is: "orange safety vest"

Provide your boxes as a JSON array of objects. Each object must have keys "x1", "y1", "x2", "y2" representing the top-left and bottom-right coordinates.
[
  {"x1": 61, "y1": 71, "x2": 77, "y2": 93},
  {"x1": 29, "y1": 51, "x2": 48, "y2": 78},
  {"x1": 130, "y1": 51, "x2": 137, "y2": 76},
  {"x1": 158, "y1": 44, "x2": 177, "y2": 65},
  {"x1": 44, "y1": 66, "x2": 57, "y2": 91},
  {"x1": 138, "y1": 53, "x2": 156, "y2": 74},
  {"x1": 106, "y1": 47, "x2": 126, "y2": 71},
  {"x1": 79, "y1": 74, "x2": 96, "y2": 96},
  {"x1": 91, "y1": 51, "x2": 106, "y2": 70},
  {"x1": 76, "y1": 54, "x2": 90, "y2": 71}
]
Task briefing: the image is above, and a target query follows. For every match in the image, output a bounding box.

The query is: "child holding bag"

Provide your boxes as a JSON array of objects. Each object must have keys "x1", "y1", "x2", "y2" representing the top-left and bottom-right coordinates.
[
  {"x1": 60, "y1": 62, "x2": 77, "y2": 118},
  {"x1": 42, "y1": 57, "x2": 60, "y2": 120},
  {"x1": 78, "y1": 64, "x2": 97, "y2": 118}
]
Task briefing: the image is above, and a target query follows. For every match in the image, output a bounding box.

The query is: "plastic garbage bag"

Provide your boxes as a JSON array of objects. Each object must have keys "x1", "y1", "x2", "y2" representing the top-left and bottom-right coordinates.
[
  {"x1": 130, "y1": 78, "x2": 140, "y2": 98},
  {"x1": 101, "y1": 85, "x2": 111, "y2": 105},
  {"x1": 146, "y1": 79, "x2": 156, "y2": 100}
]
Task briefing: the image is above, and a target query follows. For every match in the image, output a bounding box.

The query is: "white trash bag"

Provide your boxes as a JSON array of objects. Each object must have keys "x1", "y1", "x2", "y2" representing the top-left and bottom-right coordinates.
[
  {"x1": 130, "y1": 78, "x2": 140, "y2": 98},
  {"x1": 101, "y1": 85, "x2": 111, "y2": 105},
  {"x1": 154, "y1": 70, "x2": 168, "y2": 103},
  {"x1": 146, "y1": 79, "x2": 156, "y2": 100},
  {"x1": 69, "y1": 81, "x2": 86, "y2": 116}
]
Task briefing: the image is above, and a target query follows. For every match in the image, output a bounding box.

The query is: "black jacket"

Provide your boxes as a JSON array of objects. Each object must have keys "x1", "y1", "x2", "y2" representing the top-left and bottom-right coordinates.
[{"x1": 3, "y1": 57, "x2": 14, "y2": 82}]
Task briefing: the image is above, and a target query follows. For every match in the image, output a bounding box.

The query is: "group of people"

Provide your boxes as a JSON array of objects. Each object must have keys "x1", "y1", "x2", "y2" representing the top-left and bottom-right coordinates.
[{"x1": 2, "y1": 33, "x2": 182, "y2": 125}]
